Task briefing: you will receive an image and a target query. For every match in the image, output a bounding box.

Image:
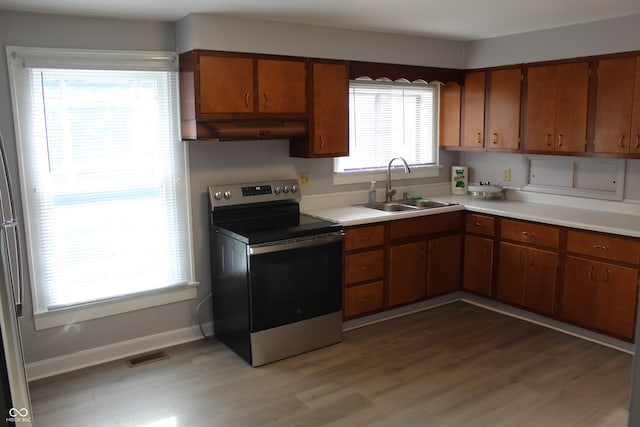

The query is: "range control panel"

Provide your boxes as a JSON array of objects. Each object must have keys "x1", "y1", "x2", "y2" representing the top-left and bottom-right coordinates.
[{"x1": 209, "y1": 179, "x2": 301, "y2": 209}]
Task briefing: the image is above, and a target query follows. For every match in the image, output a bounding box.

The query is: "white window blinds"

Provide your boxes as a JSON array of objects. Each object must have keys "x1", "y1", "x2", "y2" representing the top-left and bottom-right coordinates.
[
  {"x1": 335, "y1": 78, "x2": 439, "y2": 173},
  {"x1": 7, "y1": 47, "x2": 195, "y2": 315}
]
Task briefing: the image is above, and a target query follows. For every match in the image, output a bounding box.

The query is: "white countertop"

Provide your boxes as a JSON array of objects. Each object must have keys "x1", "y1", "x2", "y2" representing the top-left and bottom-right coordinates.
[{"x1": 305, "y1": 193, "x2": 640, "y2": 238}]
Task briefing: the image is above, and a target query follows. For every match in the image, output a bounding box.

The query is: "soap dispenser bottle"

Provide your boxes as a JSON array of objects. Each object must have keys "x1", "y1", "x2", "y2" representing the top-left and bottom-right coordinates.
[{"x1": 368, "y1": 181, "x2": 377, "y2": 204}]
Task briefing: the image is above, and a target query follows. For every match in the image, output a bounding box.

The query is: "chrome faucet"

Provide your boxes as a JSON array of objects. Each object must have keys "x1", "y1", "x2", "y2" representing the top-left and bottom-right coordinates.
[{"x1": 386, "y1": 157, "x2": 411, "y2": 202}]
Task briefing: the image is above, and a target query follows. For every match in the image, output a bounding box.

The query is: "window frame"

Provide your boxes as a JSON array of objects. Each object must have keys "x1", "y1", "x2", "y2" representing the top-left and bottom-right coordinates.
[
  {"x1": 334, "y1": 77, "x2": 441, "y2": 185},
  {"x1": 6, "y1": 46, "x2": 198, "y2": 330}
]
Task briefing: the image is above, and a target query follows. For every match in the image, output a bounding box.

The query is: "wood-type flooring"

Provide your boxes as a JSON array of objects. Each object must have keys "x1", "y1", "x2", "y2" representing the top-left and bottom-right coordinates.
[{"x1": 29, "y1": 302, "x2": 632, "y2": 426}]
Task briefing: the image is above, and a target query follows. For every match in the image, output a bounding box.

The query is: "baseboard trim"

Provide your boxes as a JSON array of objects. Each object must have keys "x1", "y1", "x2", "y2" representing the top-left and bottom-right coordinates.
[{"x1": 26, "y1": 321, "x2": 214, "y2": 382}]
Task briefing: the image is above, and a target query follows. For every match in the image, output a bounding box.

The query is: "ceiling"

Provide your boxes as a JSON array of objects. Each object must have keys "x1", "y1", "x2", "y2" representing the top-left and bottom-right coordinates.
[{"x1": 2, "y1": 0, "x2": 640, "y2": 41}]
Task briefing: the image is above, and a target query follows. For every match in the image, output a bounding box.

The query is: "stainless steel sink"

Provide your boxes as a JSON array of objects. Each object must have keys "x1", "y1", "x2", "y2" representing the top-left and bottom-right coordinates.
[
  {"x1": 360, "y1": 200, "x2": 456, "y2": 212},
  {"x1": 400, "y1": 199, "x2": 453, "y2": 208},
  {"x1": 364, "y1": 202, "x2": 421, "y2": 212}
]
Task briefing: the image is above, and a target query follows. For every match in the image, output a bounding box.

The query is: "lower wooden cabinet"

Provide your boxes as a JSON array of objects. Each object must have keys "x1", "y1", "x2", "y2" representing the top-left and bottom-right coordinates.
[
  {"x1": 344, "y1": 281, "x2": 384, "y2": 318},
  {"x1": 497, "y1": 242, "x2": 557, "y2": 315},
  {"x1": 389, "y1": 241, "x2": 428, "y2": 306},
  {"x1": 561, "y1": 255, "x2": 639, "y2": 341},
  {"x1": 463, "y1": 235, "x2": 494, "y2": 296},
  {"x1": 428, "y1": 235, "x2": 461, "y2": 296}
]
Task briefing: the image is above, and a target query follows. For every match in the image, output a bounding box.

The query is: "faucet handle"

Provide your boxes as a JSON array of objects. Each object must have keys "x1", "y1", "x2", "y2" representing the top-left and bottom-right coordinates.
[{"x1": 402, "y1": 192, "x2": 408, "y2": 200}]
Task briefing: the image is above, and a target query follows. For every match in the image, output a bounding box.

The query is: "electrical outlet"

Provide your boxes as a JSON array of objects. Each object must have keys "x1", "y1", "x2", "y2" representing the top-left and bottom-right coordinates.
[
  {"x1": 503, "y1": 167, "x2": 511, "y2": 182},
  {"x1": 298, "y1": 172, "x2": 310, "y2": 187}
]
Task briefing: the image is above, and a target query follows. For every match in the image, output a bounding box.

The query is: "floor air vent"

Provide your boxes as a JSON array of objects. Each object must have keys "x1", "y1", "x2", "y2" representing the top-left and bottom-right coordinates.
[{"x1": 125, "y1": 351, "x2": 169, "y2": 368}]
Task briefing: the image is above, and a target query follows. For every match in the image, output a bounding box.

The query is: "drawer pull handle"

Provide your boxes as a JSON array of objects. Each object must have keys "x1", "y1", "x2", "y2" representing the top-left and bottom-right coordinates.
[
  {"x1": 557, "y1": 134, "x2": 563, "y2": 148},
  {"x1": 619, "y1": 134, "x2": 625, "y2": 148},
  {"x1": 244, "y1": 92, "x2": 251, "y2": 109},
  {"x1": 545, "y1": 134, "x2": 552, "y2": 147},
  {"x1": 521, "y1": 231, "x2": 536, "y2": 238},
  {"x1": 474, "y1": 222, "x2": 482, "y2": 227},
  {"x1": 360, "y1": 265, "x2": 370, "y2": 271},
  {"x1": 588, "y1": 266, "x2": 595, "y2": 281},
  {"x1": 360, "y1": 235, "x2": 371, "y2": 242},
  {"x1": 594, "y1": 244, "x2": 608, "y2": 251}
]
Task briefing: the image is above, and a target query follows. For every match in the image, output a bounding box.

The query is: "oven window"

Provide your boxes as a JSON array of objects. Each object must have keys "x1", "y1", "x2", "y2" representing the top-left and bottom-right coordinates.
[{"x1": 249, "y1": 241, "x2": 343, "y2": 331}]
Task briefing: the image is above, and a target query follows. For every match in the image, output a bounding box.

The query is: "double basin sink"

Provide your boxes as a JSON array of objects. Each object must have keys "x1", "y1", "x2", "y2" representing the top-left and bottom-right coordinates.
[{"x1": 361, "y1": 199, "x2": 457, "y2": 212}]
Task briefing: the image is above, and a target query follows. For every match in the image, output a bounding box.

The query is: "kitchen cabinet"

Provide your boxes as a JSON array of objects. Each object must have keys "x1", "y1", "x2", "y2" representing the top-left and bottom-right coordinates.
[
  {"x1": 560, "y1": 230, "x2": 640, "y2": 341},
  {"x1": 593, "y1": 56, "x2": 639, "y2": 154},
  {"x1": 290, "y1": 61, "x2": 349, "y2": 157},
  {"x1": 487, "y1": 67, "x2": 522, "y2": 151},
  {"x1": 188, "y1": 51, "x2": 306, "y2": 116},
  {"x1": 525, "y1": 62, "x2": 589, "y2": 153},
  {"x1": 496, "y1": 219, "x2": 559, "y2": 315},
  {"x1": 428, "y1": 235, "x2": 462, "y2": 296},
  {"x1": 388, "y1": 212, "x2": 462, "y2": 307},
  {"x1": 463, "y1": 213, "x2": 495, "y2": 297},
  {"x1": 389, "y1": 241, "x2": 428, "y2": 306},
  {"x1": 461, "y1": 71, "x2": 486, "y2": 149},
  {"x1": 343, "y1": 224, "x2": 385, "y2": 319},
  {"x1": 440, "y1": 82, "x2": 462, "y2": 149}
]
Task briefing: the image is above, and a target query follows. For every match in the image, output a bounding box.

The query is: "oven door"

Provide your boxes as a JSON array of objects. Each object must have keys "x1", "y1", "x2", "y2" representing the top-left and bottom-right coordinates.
[{"x1": 248, "y1": 232, "x2": 343, "y2": 332}]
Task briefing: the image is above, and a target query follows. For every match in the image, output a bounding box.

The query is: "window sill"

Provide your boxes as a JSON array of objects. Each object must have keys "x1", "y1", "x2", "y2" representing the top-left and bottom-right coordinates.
[
  {"x1": 33, "y1": 283, "x2": 199, "y2": 330},
  {"x1": 333, "y1": 164, "x2": 441, "y2": 185}
]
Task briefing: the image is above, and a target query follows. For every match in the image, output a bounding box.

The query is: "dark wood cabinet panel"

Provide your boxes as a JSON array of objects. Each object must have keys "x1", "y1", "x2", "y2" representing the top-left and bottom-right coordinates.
[
  {"x1": 428, "y1": 235, "x2": 462, "y2": 296},
  {"x1": 257, "y1": 59, "x2": 306, "y2": 113},
  {"x1": 344, "y1": 281, "x2": 384, "y2": 318},
  {"x1": 522, "y1": 247, "x2": 558, "y2": 315},
  {"x1": 463, "y1": 235, "x2": 494, "y2": 296},
  {"x1": 465, "y1": 213, "x2": 495, "y2": 237},
  {"x1": 497, "y1": 242, "x2": 526, "y2": 306},
  {"x1": 344, "y1": 224, "x2": 385, "y2": 251},
  {"x1": 345, "y1": 250, "x2": 384, "y2": 285},
  {"x1": 500, "y1": 219, "x2": 560, "y2": 249},
  {"x1": 199, "y1": 55, "x2": 255, "y2": 114},
  {"x1": 389, "y1": 241, "x2": 428, "y2": 306},
  {"x1": 631, "y1": 56, "x2": 640, "y2": 154}
]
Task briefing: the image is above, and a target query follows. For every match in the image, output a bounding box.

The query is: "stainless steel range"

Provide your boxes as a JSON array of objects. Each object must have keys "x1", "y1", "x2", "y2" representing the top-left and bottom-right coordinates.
[{"x1": 208, "y1": 179, "x2": 344, "y2": 366}]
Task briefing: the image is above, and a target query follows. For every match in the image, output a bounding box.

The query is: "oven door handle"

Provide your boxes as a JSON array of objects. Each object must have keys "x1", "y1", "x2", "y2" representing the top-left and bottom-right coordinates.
[{"x1": 248, "y1": 231, "x2": 344, "y2": 255}]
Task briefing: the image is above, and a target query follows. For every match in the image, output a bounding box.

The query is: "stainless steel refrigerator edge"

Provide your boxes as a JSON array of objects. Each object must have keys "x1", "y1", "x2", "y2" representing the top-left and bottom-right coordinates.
[{"x1": 0, "y1": 130, "x2": 32, "y2": 426}]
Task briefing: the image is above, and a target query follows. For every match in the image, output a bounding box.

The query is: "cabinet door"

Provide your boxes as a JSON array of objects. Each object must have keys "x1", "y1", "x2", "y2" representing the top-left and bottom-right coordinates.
[
  {"x1": 462, "y1": 72, "x2": 485, "y2": 148},
  {"x1": 487, "y1": 68, "x2": 521, "y2": 151},
  {"x1": 554, "y1": 62, "x2": 589, "y2": 153},
  {"x1": 199, "y1": 55, "x2": 254, "y2": 114},
  {"x1": 463, "y1": 235, "x2": 494, "y2": 296},
  {"x1": 594, "y1": 57, "x2": 636, "y2": 153},
  {"x1": 561, "y1": 256, "x2": 598, "y2": 328},
  {"x1": 523, "y1": 247, "x2": 557, "y2": 316},
  {"x1": 497, "y1": 242, "x2": 526, "y2": 306},
  {"x1": 632, "y1": 56, "x2": 640, "y2": 154},
  {"x1": 389, "y1": 241, "x2": 427, "y2": 306},
  {"x1": 440, "y1": 82, "x2": 462, "y2": 148},
  {"x1": 344, "y1": 250, "x2": 384, "y2": 285},
  {"x1": 344, "y1": 281, "x2": 384, "y2": 318},
  {"x1": 593, "y1": 262, "x2": 638, "y2": 341},
  {"x1": 310, "y1": 62, "x2": 349, "y2": 156},
  {"x1": 525, "y1": 65, "x2": 556, "y2": 152},
  {"x1": 257, "y1": 59, "x2": 306, "y2": 114},
  {"x1": 428, "y1": 235, "x2": 461, "y2": 296}
]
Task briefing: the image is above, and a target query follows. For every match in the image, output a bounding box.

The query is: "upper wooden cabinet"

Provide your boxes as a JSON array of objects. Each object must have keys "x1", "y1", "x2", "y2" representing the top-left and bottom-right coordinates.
[
  {"x1": 290, "y1": 61, "x2": 349, "y2": 157},
  {"x1": 487, "y1": 67, "x2": 522, "y2": 151},
  {"x1": 190, "y1": 51, "x2": 307, "y2": 117},
  {"x1": 525, "y1": 62, "x2": 589, "y2": 153},
  {"x1": 593, "y1": 56, "x2": 639, "y2": 154},
  {"x1": 461, "y1": 71, "x2": 486, "y2": 149},
  {"x1": 439, "y1": 82, "x2": 462, "y2": 149}
]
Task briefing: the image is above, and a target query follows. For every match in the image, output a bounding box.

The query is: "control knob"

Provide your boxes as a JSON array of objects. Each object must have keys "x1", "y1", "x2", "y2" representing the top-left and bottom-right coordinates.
[
  {"x1": 223, "y1": 190, "x2": 232, "y2": 200},
  {"x1": 213, "y1": 191, "x2": 223, "y2": 200},
  {"x1": 274, "y1": 186, "x2": 281, "y2": 194},
  {"x1": 291, "y1": 185, "x2": 298, "y2": 193},
  {"x1": 283, "y1": 185, "x2": 290, "y2": 194}
]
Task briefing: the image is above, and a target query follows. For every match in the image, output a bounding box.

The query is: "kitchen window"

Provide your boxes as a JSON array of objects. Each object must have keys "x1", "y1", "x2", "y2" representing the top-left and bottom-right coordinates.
[
  {"x1": 334, "y1": 77, "x2": 440, "y2": 184},
  {"x1": 7, "y1": 47, "x2": 196, "y2": 329}
]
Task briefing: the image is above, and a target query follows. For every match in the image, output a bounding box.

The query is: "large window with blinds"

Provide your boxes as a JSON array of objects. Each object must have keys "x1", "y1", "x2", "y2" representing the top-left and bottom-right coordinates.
[
  {"x1": 334, "y1": 77, "x2": 439, "y2": 182},
  {"x1": 7, "y1": 47, "x2": 196, "y2": 329}
]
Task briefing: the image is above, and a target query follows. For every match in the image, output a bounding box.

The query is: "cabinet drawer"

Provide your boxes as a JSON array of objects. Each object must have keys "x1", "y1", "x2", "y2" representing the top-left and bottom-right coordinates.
[
  {"x1": 500, "y1": 219, "x2": 559, "y2": 249},
  {"x1": 344, "y1": 249, "x2": 384, "y2": 285},
  {"x1": 567, "y1": 230, "x2": 640, "y2": 265},
  {"x1": 390, "y1": 212, "x2": 462, "y2": 240},
  {"x1": 345, "y1": 224, "x2": 385, "y2": 251},
  {"x1": 465, "y1": 213, "x2": 495, "y2": 236},
  {"x1": 344, "y1": 281, "x2": 384, "y2": 318}
]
